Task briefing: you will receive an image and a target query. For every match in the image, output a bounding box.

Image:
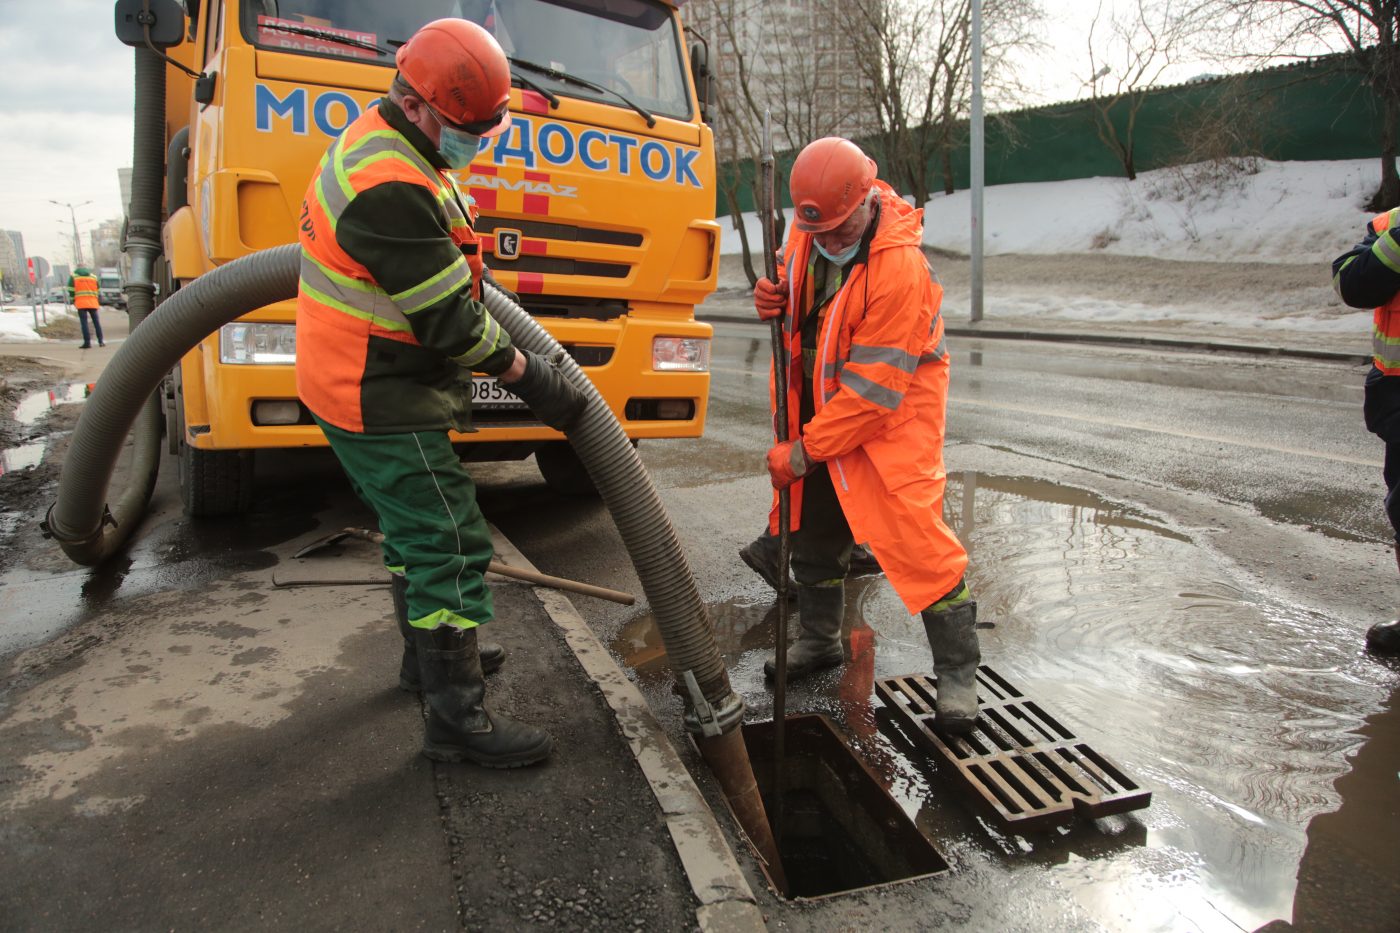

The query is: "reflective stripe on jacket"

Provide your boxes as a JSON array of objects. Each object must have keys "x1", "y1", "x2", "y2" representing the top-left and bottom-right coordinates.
[
  {"x1": 768, "y1": 180, "x2": 967, "y2": 613},
  {"x1": 71, "y1": 274, "x2": 99, "y2": 310},
  {"x1": 1368, "y1": 210, "x2": 1400, "y2": 374},
  {"x1": 296, "y1": 104, "x2": 502, "y2": 434}
]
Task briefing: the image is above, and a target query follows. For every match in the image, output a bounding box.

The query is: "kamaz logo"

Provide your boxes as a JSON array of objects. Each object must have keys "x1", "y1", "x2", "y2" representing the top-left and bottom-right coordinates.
[
  {"x1": 464, "y1": 176, "x2": 578, "y2": 199},
  {"x1": 253, "y1": 84, "x2": 706, "y2": 190}
]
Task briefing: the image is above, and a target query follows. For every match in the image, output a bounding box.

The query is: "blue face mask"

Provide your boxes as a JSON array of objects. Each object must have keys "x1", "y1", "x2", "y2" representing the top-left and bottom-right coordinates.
[
  {"x1": 437, "y1": 125, "x2": 484, "y2": 170},
  {"x1": 814, "y1": 239, "x2": 860, "y2": 267}
]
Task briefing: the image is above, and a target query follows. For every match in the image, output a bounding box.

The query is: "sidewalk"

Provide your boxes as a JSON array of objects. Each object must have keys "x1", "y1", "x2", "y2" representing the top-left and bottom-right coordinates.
[
  {"x1": 696, "y1": 287, "x2": 1371, "y2": 365},
  {"x1": 0, "y1": 523, "x2": 764, "y2": 931}
]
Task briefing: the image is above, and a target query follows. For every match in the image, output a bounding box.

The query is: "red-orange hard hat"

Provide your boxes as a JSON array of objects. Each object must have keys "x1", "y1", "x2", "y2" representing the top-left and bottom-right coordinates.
[
  {"x1": 396, "y1": 19, "x2": 512, "y2": 137},
  {"x1": 789, "y1": 138, "x2": 877, "y2": 233}
]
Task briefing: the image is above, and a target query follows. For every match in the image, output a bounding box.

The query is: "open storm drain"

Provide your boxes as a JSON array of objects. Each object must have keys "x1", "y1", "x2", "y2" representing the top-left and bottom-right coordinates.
[
  {"x1": 876, "y1": 667, "x2": 1152, "y2": 831},
  {"x1": 739, "y1": 715, "x2": 948, "y2": 899}
]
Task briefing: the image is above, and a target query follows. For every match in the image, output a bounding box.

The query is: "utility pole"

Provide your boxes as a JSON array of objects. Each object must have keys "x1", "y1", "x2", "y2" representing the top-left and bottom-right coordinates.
[
  {"x1": 49, "y1": 199, "x2": 93, "y2": 267},
  {"x1": 970, "y1": 0, "x2": 984, "y2": 323}
]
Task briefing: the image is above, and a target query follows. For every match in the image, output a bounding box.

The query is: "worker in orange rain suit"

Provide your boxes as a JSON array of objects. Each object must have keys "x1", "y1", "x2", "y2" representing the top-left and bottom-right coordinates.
[
  {"x1": 1333, "y1": 207, "x2": 1400, "y2": 655},
  {"x1": 754, "y1": 137, "x2": 981, "y2": 733},
  {"x1": 297, "y1": 19, "x2": 587, "y2": 767}
]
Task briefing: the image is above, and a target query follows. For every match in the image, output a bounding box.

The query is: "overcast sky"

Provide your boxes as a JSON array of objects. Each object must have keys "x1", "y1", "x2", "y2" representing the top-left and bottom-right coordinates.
[{"x1": 0, "y1": 0, "x2": 1284, "y2": 272}]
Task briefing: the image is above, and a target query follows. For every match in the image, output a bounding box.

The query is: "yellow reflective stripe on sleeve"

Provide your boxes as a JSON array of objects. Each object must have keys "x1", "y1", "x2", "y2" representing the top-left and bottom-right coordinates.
[
  {"x1": 1334, "y1": 255, "x2": 1356, "y2": 298},
  {"x1": 451, "y1": 313, "x2": 504, "y2": 367},
  {"x1": 1373, "y1": 231, "x2": 1400, "y2": 275},
  {"x1": 391, "y1": 257, "x2": 472, "y2": 314}
]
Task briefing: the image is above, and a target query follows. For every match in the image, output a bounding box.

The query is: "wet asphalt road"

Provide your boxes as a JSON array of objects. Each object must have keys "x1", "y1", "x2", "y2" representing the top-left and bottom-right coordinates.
[
  {"x1": 488, "y1": 322, "x2": 1400, "y2": 932},
  {"x1": 3, "y1": 320, "x2": 1396, "y2": 931}
]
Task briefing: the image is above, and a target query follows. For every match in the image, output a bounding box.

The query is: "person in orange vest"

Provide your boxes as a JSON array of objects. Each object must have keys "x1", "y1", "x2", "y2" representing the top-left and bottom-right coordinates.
[
  {"x1": 1333, "y1": 208, "x2": 1400, "y2": 654},
  {"x1": 753, "y1": 137, "x2": 981, "y2": 733},
  {"x1": 66, "y1": 266, "x2": 103, "y2": 348},
  {"x1": 296, "y1": 19, "x2": 588, "y2": 767}
]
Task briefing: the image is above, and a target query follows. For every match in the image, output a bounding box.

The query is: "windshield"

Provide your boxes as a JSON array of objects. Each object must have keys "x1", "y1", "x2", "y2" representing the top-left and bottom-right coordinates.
[
  {"x1": 241, "y1": 0, "x2": 691, "y2": 120},
  {"x1": 99, "y1": 274, "x2": 121, "y2": 288}
]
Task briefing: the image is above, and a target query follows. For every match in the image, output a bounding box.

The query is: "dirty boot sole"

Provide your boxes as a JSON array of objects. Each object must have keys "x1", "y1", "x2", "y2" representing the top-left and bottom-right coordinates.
[
  {"x1": 422, "y1": 734, "x2": 554, "y2": 769},
  {"x1": 934, "y1": 712, "x2": 977, "y2": 735},
  {"x1": 738, "y1": 544, "x2": 796, "y2": 598}
]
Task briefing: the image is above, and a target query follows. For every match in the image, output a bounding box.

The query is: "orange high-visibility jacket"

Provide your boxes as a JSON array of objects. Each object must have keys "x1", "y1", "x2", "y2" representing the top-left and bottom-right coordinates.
[
  {"x1": 297, "y1": 105, "x2": 498, "y2": 434},
  {"x1": 768, "y1": 180, "x2": 967, "y2": 613},
  {"x1": 1368, "y1": 210, "x2": 1400, "y2": 374},
  {"x1": 71, "y1": 272, "x2": 99, "y2": 310}
]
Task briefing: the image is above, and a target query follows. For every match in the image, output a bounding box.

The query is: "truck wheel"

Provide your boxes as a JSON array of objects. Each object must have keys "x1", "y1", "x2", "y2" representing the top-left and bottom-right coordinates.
[
  {"x1": 179, "y1": 442, "x2": 254, "y2": 517},
  {"x1": 535, "y1": 441, "x2": 601, "y2": 497}
]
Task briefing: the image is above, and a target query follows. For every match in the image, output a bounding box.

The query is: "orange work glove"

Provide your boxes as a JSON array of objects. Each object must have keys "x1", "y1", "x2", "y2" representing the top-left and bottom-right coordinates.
[
  {"x1": 766, "y1": 439, "x2": 812, "y2": 489},
  {"x1": 753, "y1": 272, "x2": 788, "y2": 321}
]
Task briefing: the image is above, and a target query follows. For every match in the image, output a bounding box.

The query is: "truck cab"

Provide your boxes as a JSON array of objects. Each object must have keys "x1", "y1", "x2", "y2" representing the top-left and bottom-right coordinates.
[{"x1": 161, "y1": 0, "x2": 718, "y2": 514}]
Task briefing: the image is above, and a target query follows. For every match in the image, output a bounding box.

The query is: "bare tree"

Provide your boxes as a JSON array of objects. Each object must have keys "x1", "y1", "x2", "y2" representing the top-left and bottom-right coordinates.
[
  {"x1": 689, "y1": 0, "x2": 860, "y2": 284},
  {"x1": 1204, "y1": 0, "x2": 1400, "y2": 209},
  {"x1": 836, "y1": 0, "x2": 1042, "y2": 203},
  {"x1": 1085, "y1": 0, "x2": 1205, "y2": 180}
]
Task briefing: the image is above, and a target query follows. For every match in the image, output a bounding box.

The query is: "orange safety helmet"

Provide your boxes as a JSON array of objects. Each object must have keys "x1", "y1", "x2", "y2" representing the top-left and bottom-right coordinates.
[
  {"x1": 395, "y1": 19, "x2": 513, "y2": 137},
  {"x1": 789, "y1": 138, "x2": 877, "y2": 233}
]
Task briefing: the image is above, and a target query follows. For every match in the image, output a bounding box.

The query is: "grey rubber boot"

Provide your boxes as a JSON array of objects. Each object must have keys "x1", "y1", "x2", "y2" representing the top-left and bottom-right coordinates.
[
  {"x1": 921, "y1": 598, "x2": 982, "y2": 734},
  {"x1": 393, "y1": 574, "x2": 503, "y2": 690},
  {"x1": 764, "y1": 583, "x2": 846, "y2": 682},
  {"x1": 739, "y1": 533, "x2": 795, "y2": 596},
  {"x1": 415, "y1": 625, "x2": 553, "y2": 768}
]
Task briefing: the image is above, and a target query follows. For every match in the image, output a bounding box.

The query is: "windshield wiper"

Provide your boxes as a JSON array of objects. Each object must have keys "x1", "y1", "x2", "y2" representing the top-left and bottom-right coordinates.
[
  {"x1": 508, "y1": 56, "x2": 655, "y2": 128},
  {"x1": 510, "y1": 70, "x2": 560, "y2": 109},
  {"x1": 258, "y1": 22, "x2": 391, "y2": 57}
]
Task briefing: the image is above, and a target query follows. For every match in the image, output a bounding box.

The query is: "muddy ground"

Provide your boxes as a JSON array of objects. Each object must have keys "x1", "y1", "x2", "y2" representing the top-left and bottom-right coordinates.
[{"x1": 0, "y1": 357, "x2": 81, "y2": 576}]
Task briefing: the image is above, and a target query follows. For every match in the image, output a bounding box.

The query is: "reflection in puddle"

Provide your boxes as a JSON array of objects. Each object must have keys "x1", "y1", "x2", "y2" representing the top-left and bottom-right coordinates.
[
  {"x1": 611, "y1": 473, "x2": 1394, "y2": 930},
  {"x1": 2, "y1": 382, "x2": 91, "y2": 476}
]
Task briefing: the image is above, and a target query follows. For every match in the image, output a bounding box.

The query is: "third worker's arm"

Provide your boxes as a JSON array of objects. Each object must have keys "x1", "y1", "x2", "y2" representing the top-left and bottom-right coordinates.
[
  {"x1": 1334, "y1": 208, "x2": 1400, "y2": 309},
  {"x1": 798, "y1": 251, "x2": 937, "y2": 463}
]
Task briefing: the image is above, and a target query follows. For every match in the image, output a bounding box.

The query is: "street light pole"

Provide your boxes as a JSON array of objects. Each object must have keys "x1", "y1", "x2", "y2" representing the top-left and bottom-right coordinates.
[
  {"x1": 970, "y1": 0, "x2": 984, "y2": 323},
  {"x1": 49, "y1": 199, "x2": 93, "y2": 267}
]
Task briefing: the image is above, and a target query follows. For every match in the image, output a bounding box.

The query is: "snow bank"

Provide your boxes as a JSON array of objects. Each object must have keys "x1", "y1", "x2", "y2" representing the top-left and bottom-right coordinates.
[
  {"x1": 0, "y1": 305, "x2": 68, "y2": 343},
  {"x1": 720, "y1": 158, "x2": 1384, "y2": 266}
]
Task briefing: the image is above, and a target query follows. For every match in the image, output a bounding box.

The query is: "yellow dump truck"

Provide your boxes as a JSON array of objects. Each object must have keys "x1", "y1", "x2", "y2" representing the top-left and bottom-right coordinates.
[{"x1": 158, "y1": 0, "x2": 718, "y2": 513}]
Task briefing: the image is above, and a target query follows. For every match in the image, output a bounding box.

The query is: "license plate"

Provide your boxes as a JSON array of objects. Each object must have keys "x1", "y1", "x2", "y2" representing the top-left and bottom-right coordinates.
[{"x1": 471, "y1": 376, "x2": 528, "y2": 409}]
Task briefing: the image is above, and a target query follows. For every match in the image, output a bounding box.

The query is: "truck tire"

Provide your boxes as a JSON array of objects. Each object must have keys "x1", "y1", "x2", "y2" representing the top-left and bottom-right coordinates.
[
  {"x1": 179, "y1": 442, "x2": 254, "y2": 517},
  {"x1": 535, "y1": 441, "x2": 601, "y2": 497}
]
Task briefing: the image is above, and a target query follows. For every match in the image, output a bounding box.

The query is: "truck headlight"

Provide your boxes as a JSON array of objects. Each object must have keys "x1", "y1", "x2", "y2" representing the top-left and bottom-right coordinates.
[
  {"x1": 652, "y1": 336, "x2": 709, "y2": 372},
  {"x1": 220, "y1": 323, "x2": 296, "y2": 364}
]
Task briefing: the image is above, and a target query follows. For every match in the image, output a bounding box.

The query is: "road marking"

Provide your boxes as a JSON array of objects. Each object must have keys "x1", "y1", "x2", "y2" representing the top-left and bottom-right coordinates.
[{"x1": 953, "y1": 396, "x2": 1383, "y2": 467}]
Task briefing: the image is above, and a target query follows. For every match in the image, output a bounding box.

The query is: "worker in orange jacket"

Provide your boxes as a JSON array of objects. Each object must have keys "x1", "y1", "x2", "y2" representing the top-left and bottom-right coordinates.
[
  {"x1": 753, "y1": 137, "x2": 980, "y2": 733},
  {"x1": 1333, "y1": 207, "x2": 1400, "y2": 654}
]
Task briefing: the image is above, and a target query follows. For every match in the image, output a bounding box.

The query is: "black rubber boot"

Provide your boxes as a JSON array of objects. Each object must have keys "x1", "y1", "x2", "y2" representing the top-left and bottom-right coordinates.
[
  {"x1": 1368, "y1": 619, "x2": 1400, "y2": 654},
  {"x1": 848, "y1": 543, "x2": 881, "y2": 575},
  {"x1": 415, "y1": 625, "x2": 553, "y2": 768},
  {"x1": 392, "y1": 575, "x2": 503, "y2": 691},
  {"x1": 921, "y1": 593, "x2": 981, "y2": 734},
  {"x1": 764, "y1": 583, "x2": 846, "y2": 682},
  {"x1": 739, "y1": 533, "x2": 795, "y2": 596}
]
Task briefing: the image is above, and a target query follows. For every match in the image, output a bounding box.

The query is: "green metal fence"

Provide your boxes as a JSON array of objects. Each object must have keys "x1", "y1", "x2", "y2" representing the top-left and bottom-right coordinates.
[{"x1": 718, "y1": 56, "x2": 1383, "y2": 215}]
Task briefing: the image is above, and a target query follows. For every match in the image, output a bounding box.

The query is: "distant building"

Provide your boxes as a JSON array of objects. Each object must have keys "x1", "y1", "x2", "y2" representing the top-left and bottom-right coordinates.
[
  {"x1": 90, "y1": 219, "x2": 124, "y2": 269},
  {"x1": 118, "y1": 167, "x2": 133, "y2": 218},
  {"x1": 53, "y1": 263, "x2": 72, "y2": 283}
]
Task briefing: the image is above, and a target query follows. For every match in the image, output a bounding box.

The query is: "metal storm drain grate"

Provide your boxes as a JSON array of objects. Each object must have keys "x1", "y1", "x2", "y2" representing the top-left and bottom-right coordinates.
[{"x1": 875, "y1": 667, "x2": 1151, "y2": 832}]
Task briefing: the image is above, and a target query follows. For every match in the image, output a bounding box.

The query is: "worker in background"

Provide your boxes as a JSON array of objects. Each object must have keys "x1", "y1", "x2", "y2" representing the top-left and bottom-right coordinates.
[
  {"x1": 753, "y1": 137, "x2": 981, "y2": 733},
  {"x1": 67, "y1": 265, "x2": 103, "y2": 348},
  {"x1": 296, "y1": 18, "x2": 588, "y2": 767},
  {"x1": 1333, "y1": 208, "x2": 1400, "y2": 654}
]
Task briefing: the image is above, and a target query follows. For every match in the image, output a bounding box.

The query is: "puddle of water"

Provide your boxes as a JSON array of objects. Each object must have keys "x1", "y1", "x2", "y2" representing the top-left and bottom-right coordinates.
[
  {"x1": 1, "y1": 382, "x2": 92, "y2": 476},
  {"x1": 611, "y1": 473, "x2": 1397, "y2": 929}
]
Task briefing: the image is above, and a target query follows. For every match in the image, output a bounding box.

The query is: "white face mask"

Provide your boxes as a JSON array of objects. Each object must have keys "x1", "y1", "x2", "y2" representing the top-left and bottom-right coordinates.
[
  {"x1": 437, "y1": 125, "x2": 483, "y2": 169},
  {"x1": 814, "y1": 239, "x2": 860, "y2": 266}
]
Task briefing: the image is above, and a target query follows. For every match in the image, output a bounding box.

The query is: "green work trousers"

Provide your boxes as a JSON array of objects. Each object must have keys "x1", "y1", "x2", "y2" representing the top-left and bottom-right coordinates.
[
  {"x1": 316, "y1": 416, "x2": 493, "y2": 631},
  {"x1": 791, "y1": 463, "x2": 855, "y2": 587}
]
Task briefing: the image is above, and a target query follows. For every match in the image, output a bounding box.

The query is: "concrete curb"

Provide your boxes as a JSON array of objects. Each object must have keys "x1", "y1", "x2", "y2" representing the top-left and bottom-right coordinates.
[
  {"x1": 490, "y1": 531, "x2": 769, "y2": 933},
  {"x1": 697, "y1": 314, "x2": 1371, "y2": 366}
]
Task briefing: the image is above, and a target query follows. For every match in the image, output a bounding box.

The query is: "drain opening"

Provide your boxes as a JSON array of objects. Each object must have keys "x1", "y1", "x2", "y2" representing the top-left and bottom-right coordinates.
[{"x1": 737, "y1": 715, "x2": 948, "y2": 899}]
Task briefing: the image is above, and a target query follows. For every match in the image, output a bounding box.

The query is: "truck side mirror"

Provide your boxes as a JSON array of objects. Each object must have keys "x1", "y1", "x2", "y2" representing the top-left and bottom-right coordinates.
[
  {"x1": 114, "y1": 0, "x2": 187, "y2": 49},
  {"x1": 689, "y1": 40, "x2": 715, "y2": 124}
]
